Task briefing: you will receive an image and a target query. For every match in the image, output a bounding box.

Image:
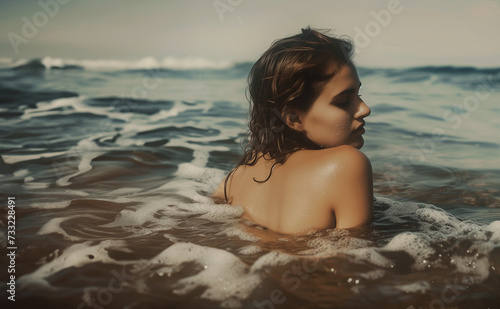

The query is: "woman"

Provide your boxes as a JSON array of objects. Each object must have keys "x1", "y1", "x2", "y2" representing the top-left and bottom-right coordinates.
[{"x1": 212, "y1": 27, "x2": 373, "y2": 235}]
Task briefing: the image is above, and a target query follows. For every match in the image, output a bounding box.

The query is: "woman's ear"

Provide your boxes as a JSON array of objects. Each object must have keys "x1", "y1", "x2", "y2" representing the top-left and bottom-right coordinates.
[{"x1": 283, "y1": 109, "x2": 304, "y2": 131}]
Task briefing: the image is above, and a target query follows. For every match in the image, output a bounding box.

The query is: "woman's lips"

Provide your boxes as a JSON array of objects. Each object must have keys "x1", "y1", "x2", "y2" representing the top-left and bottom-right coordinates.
[{"x1": 353, "y1": 126, "x2": 365, "y2": 134}]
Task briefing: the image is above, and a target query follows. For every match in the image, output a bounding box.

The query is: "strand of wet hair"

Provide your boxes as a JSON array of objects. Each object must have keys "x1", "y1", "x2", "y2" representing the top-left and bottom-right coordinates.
[{"x1": 253, "y1": 161, "x2": 280, "y2": 183}]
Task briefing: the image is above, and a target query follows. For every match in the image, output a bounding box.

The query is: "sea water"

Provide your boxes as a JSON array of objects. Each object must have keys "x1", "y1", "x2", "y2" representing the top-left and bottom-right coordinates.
[{"x1": 0, "y1": 57, "x2": 500, "y2": 308}]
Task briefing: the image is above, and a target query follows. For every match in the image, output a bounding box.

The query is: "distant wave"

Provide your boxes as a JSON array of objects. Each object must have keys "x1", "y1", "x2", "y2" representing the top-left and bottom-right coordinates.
[
  {"x1": 403, "y1": 65, "x2": 500, "y2": 75},
  {"x1": 3, "y1": 57, "x2": 500, "y2": 77},
  {"x1": 3, "y1": 56, "x2": 243, "y2": 71}
]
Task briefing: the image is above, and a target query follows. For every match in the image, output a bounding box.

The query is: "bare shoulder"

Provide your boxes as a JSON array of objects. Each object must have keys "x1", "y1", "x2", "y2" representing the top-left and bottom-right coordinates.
[
  {"x1": 298, "y1": 145, "x2": 373, "y2": 229},
  {"x1": 325, "y1": 145, "x2": 372, "y2": 176},
  {"x1": 295, "y1": 145, "x2": 371, "y2": 177}
]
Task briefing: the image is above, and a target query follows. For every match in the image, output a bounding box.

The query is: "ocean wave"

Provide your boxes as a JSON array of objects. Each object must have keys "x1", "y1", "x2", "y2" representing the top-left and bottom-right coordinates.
[
  {"x1": 4, "y1": 57, "x2": 500, "y2": 83},
  {"x1": 403, "y1": 65, "x2": 500, "y2": 75},
  {"x1": 4, "y1": 56, "x2": 241, "y2": 71}
]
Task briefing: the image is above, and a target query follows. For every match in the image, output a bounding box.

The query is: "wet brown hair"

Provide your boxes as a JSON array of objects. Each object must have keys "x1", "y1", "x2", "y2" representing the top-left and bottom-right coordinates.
[{"x1": 238, "y1": 26, "x2": 354, "y2": 169}]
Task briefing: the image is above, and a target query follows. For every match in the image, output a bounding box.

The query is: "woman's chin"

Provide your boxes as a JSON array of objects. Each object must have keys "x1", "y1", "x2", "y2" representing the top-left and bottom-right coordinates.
[{"x1": 351, "y1": 137, "x2": 364, "y2": 149}]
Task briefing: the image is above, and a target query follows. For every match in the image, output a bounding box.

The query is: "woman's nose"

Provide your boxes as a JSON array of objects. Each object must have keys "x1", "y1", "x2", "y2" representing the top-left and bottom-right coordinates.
[{"x1": 355, "y1": 99, "x2": 371, "y2": 118}]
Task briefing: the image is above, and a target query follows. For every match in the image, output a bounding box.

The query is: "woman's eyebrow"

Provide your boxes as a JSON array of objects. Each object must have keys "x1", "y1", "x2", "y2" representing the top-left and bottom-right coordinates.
[{"x1": 330, "y1": 82, "x2": 362, "y2": 101}]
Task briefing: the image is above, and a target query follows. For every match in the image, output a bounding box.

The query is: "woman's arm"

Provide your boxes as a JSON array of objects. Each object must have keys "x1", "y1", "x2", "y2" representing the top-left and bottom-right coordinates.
[{"x1": 325, "y1": 145, "x2": 374, "y2": 229}]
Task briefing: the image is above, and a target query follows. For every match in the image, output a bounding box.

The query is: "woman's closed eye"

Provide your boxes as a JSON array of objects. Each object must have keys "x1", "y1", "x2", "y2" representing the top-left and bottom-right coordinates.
[{"x1": 335, "y1": 94, "x2": 362, "y2": 106}]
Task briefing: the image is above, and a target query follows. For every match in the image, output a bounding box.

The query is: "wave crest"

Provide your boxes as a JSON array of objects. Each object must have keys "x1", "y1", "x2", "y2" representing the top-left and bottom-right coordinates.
[{"x1": 6, "y1": 56, "x2": 236, "y2": 71}]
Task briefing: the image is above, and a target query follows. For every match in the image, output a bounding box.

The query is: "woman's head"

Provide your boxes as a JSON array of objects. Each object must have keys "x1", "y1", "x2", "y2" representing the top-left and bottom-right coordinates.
[{"x1": 241, "y1": 27, "x2": 370, "y2": 166}]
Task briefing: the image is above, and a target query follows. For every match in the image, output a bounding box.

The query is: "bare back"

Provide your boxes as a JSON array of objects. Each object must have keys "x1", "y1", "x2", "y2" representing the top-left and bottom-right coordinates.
[{"x1": 212, "y1": 145, "x2": 373, "y2": 235}]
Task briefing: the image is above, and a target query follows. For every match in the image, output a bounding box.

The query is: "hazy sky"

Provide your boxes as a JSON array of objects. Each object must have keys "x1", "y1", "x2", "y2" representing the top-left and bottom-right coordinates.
[{"x1": 1, "y1": 0, "x2": 499, "y2": 68}]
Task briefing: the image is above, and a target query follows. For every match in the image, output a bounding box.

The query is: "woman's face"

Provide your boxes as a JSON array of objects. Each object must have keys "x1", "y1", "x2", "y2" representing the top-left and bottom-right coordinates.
[{"x1": 293, "y1": 64, "x2": 371, "y2": 149}]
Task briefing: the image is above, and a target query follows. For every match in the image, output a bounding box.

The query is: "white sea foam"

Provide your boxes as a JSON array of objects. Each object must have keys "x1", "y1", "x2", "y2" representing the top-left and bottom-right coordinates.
[
  {"x1": 145, "y1": 247, "x2": 300, "y2": 307},
  {"x1": 106, "y1": 187, "x2": 144, "y2": 197},
  {"x1": 487, "y1": 220, "x2": 500, "y2": 241},
  {"x1": 22, "y1": 96, "x2": 134, "y2": 122},
  {"x1": 8, "y1": 56, "x2": 235, "y2": 71},
  {"x1": 41, "y1": 56, "x2": 160, "y2": 70},
  {"x1": 239, "y1": 245, "x2": 262, "y2": 255},
  {"x1": 2, "y1": 151, "x2": 67, "y2": 164},
  {"x1": 251, "y1": 250, "x2": 299, "y2": 270},
  {"x1": 173, "y1": 162, "x2": 227, "y2": 195},
  {"x1": 384, "y1": 232, "x2": 435, "y2": 270},
  {"x1": 147, "y1": 108, "x2": 181, "y2": 122},
  {"x1": 347, "y1": 247, "x2": 393, "y2": 268},
  {"x1": 395, "y1": 281, "x2": 431, "y2": 294},
  {"x1": 102, "y1": 198, "x2": 178, "y2": 228},
  {"x1": 155, "y1": 179, "x2": 212, "y2": 203},
  {"x1": 61, "y1": 189, "x2": 90, "y2": 197},
  {"x1": 21, "y1": 149, "x2": 498, "y2": 303},
  {"x1": 378, "y1": 196, "x2": 421, "y2": 219},
  {"x1": 358, "y1": 269, "x2": 386, "y2": 280},
  {"x1": 18, "y1": 190, "x2": 500, "y2": 305},
  {"x1": 18, "y1": 240, "x2": 128, "y2": 289},
  {"x1": 149, "y1": 242, "x2": 261, "y2": 307},
  {"x1": 23, "y1": 181, "x2": 51, "y2": 189},
  {"x1": 221, "y1": 225, "x2": 260, "y2": 242},
  {"x1": 13, "y1": 169, "x2": 29, "y2": 177},
  {"x1": 451, "y1": 256, "x2": 490, "y2": 285},
  {"x1": 198, "y1": 204, "x2": 245, "y2": 223},
  {"x1": 55, "y1": 139, "x2": 105, "y2": 186},
  {"x1": 300, "y1": 231, "x2": 370, "y2": 256},
  {"x1": 39, "y1": 215, "x2": 107, "y2": 241},
  {"x1": 31, "y1": 201, "x2": 71, "y2": 209}
]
